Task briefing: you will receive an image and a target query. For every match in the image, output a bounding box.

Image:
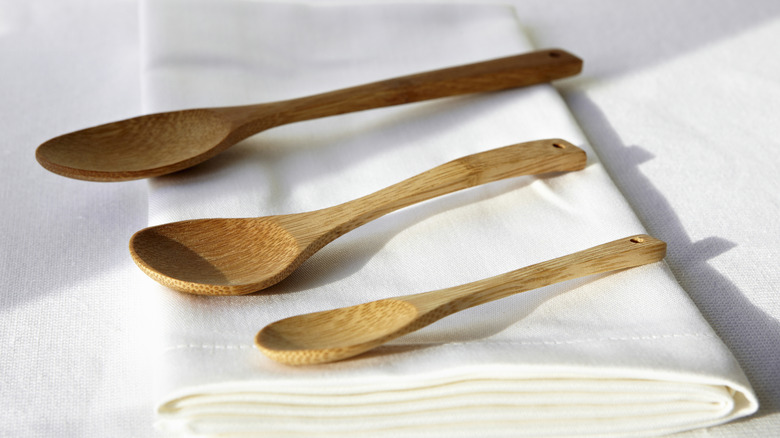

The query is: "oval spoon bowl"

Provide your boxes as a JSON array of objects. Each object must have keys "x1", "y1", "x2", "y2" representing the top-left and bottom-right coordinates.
[
  {"x1": 36, "y1": 110, "x2": 236, "y2": 182},
  {"x1": 130, "y1": 218, "x2": 302, "y2": 295},
  {"x1": 257, "y1": 299, "x2": 420, "y2": 365}
]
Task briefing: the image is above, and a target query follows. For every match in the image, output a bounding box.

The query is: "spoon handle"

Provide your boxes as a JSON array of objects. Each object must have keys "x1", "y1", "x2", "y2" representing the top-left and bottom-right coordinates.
[
  {"x1": 404, "y1": 235, "x2": 667, "y2": 316},
  {"x1": 263, "y1": 49, "x2": 582, "y2": 125},
  {"x1": 314, "y1": 138, "x2": 586, "y2": 238}
]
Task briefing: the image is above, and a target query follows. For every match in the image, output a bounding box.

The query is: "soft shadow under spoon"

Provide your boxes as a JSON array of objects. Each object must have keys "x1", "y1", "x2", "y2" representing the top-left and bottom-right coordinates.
[
  {"x1": 36, "y1": 49, "x2": 582, "y2": 181},
  {"x1": 256, "y1": 235, "x2": 667, "y2": 365},
  {"x1": 129, "y1": 139, "x2": 586, "y2": 295}
]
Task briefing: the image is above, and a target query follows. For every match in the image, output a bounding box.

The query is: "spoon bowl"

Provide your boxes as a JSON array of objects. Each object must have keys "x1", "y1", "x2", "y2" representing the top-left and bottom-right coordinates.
[
  {"x1": 130, "y1": 218, "x2": 303, "y2": 295},
  {"x1": 257, "y1": 299, "x2": 420, "y2": 365},
  {"x1": 255, "y1": 235, "x2": 667, "y2": 365},
  {"x1": 36, "y1": 49, "x2": 582, "y2": 181},
  {"x1": 37, "y1": 110, "x2": 237, "y2": 181},
  {"x1": 129, "y1": 139, "x2": 587, "y2": 295}
]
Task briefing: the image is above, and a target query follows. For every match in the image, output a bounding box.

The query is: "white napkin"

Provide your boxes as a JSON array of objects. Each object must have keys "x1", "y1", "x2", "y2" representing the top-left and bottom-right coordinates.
[{"x1": 139, "y1": 1, "x2": 757, "y2": 436}]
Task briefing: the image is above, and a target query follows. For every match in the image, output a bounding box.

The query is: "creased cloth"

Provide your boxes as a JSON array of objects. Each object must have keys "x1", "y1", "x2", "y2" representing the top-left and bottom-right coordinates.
[{"x1": 139, "y1": 1, "x2": 757, "y2": 436}]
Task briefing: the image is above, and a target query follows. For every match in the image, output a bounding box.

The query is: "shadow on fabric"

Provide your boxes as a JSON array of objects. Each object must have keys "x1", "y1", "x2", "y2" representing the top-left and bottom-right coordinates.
[{"x1": 565, "y1": 94, "x2": 780, "y2": 419}]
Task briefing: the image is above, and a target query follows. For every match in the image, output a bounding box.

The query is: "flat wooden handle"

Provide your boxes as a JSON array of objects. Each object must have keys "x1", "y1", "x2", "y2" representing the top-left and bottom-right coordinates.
[
  {"x1": 272, "y1": 49, "x2": 582, "y2": 124},
  {"x1": 318, "y1": 139, "x2": 586, "y2": 236},
  {"x1": 407, "y1": 235, "x2": 667, "y2": 314}
]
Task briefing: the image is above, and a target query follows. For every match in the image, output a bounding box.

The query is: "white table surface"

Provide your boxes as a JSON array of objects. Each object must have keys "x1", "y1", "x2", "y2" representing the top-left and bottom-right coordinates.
[{"x1": 1, "y1": 0, "x2": 778, "y2": 436}]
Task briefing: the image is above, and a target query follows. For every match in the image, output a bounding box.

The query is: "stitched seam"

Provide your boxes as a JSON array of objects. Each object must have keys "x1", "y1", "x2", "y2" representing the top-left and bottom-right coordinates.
[
  {"x1": 161, "y1": 333, "x2": 717, "y2": 353},
  {"x1": 455, "y1": 332, "x2": 719, "y2": 346},
  {"x1": 163, "y1": 344, "x2": 254, "y2": 353}
]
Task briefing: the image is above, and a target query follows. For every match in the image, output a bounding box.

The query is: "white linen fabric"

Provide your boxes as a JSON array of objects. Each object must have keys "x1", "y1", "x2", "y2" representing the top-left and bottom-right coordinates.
[
  {"x1": 0, "y1": 1, "x2": 155, "y2": 436},
  {"x1": 139, "y1": 1, "x2": 757, "y2": 436}
]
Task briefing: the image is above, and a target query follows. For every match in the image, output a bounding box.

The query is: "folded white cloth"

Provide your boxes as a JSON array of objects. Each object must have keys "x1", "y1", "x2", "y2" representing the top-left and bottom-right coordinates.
[{"x1": 139, "y1": 1, "x2": 757, "y2": 436}]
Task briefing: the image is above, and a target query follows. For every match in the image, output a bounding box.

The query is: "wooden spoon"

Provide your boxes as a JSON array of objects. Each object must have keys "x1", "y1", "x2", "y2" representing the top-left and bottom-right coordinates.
[
  {"x1": 129, "y1": 139, "x2": 586, "y2": 295},
  {"x1": 36, "y1": 49, "x2": 582, "y2": 182},
  {"x1": 255, "y1": 235, "x2": 667, "y2": 366}
]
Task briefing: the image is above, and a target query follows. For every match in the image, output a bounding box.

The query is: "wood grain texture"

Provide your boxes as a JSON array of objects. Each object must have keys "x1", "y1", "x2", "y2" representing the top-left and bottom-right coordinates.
[
  {"x1": 129, "y1": 139, "x2": 586, "y2": 295},
  {"x1": 255, "y1": 235, "x2": 667, "y2": 366},
  {"x1": 36, "y1": 49, "x2": 582, "y2": 181}
]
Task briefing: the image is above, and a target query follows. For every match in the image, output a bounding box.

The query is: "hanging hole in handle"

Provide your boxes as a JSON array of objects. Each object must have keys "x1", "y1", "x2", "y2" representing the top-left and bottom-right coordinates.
[
  {"x1": 630, "y1": 237, "x2": 645, "y2": 244},
  {"x1": 552, "y1": 142, "x2": 566, "y2": 149},
  {"x1": 548, "y1": 51, "x2": 562, "y2": 58}
]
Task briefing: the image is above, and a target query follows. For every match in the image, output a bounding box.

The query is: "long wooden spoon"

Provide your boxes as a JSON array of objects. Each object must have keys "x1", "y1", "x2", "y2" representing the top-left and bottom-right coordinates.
[
  {"x1": 129, "y1": 139, "x2": 586, "y2": 295},
  {"x1": 36, "y1": 49, "x2": 581, "y2": 182},
  {"x1": 255, "y1": 235, "x2": 667, "y2": 365}
]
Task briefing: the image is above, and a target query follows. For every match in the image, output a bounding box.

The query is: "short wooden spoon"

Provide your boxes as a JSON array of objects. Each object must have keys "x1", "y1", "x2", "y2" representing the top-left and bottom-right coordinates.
[
  {"x1": 36, "y1": 49, "x2": 582, "y2": 181},
  {"x1": 129, "y1": 139, "x2": 586, "y2": 295},
  {"x1": 256, "y1": 235, "x2": 667, "y2": 366}
]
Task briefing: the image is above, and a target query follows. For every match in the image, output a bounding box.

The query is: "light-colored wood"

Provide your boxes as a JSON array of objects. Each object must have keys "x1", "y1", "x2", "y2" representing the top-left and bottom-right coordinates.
[
  {"x1": 36, "y1": 49, "x2": 582, "y2": 181},
  {"x1": 255, "y1": 235, "x2": 667, "y2": 366},
  {"x1": 129, "y1": 139, "x2": 586, "y2": 295}
]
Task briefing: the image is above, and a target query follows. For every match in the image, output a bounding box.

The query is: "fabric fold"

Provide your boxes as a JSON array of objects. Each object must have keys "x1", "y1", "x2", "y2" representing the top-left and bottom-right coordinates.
[{"x1": 139, "y1": 1, "x2": 756, "y2": 436}]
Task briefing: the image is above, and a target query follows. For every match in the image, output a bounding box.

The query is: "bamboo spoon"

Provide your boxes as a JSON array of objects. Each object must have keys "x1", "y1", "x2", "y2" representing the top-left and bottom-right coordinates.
[
  {"x1": 256, "y1": 235, "x2": 667, "y2": 366},
  {"x1": 36, "y1": 49, "x2": 582, "y2": 182},
  {"x1": 129, "y1": 139, "x2": 586, "y2": 295}
]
